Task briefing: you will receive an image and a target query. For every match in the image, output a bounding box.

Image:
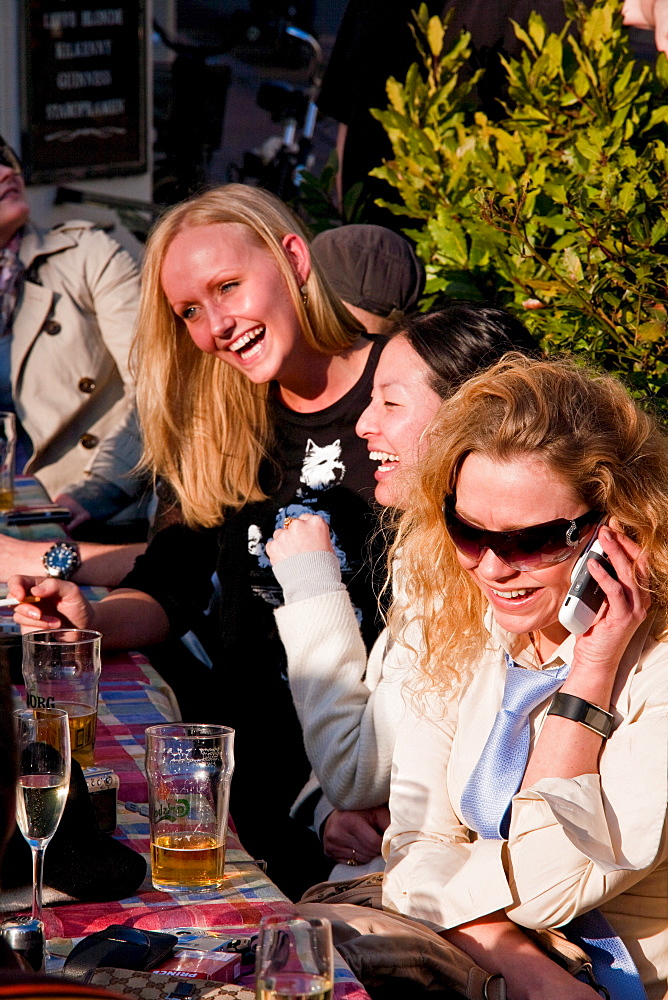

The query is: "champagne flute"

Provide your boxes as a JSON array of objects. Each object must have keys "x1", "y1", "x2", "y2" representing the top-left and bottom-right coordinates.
[{"x1": 14, "y1": 708, "x2": 71, "y2": 924}]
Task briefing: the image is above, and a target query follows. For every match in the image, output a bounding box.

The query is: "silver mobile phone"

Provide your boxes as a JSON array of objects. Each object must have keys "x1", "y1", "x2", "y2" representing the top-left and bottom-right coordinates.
[{"x1": 558, "y1": 523, "x2": 617, "y2": 635}]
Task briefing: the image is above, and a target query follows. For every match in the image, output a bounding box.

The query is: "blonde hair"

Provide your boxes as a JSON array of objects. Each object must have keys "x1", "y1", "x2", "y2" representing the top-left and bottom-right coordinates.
[
  {"x1": 134, "y1": 185, "x2": 363, "y2": 528},
  {"x1": 391, "y1": 354, "x2": 668, "y2": 696}
]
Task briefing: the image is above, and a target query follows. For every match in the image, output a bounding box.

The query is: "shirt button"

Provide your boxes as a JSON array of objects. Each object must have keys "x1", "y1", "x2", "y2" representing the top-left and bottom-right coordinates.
[
  {"x1": 79, "y1": 433, "x2": 98, "y2": 449},
  {"x1": 43, "y1": 320, "x2": 61, "y2": 335},
  {"x1": 78, "y1": 377, "x2": 96, "y2": 394}
]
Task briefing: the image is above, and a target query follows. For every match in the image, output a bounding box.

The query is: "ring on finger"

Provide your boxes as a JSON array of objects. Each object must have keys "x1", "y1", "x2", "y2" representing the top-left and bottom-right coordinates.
[{"x1": 283, "y1": 517, "x2": 294, "y2": 528}]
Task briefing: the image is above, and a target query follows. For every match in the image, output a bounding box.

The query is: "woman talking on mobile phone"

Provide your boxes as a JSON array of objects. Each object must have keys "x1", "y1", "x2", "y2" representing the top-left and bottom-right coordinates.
[{"x1": 382, "y1": 355, "x2": 668, "y2": 999}]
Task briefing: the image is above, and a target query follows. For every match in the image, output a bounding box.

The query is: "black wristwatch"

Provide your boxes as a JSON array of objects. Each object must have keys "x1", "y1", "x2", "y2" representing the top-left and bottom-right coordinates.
[
  {"x1": 42, "y1": 541, "x2": 81, "y2": 581},
  {"x1": 547, "y1": 692, "x2": 614, "y2": 739}
]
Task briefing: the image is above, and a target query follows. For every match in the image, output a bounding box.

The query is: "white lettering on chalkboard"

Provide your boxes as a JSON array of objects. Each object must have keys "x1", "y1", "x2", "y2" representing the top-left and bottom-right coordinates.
[
  {"x1": 81, "y1": 9, "x2": 124, "y2": 27},
  {"x1": 43, "y1": 11, "x2": 78, "y2": 29},
  {"x1": 55, "y1": 39, "x2": 113, "y2": 59},
  {"x1": 45, "y1": 98, "x2": 125, "y2": 120},
  {"x1": 56, "y1": 70, "x2": 113, "y2": 89}
]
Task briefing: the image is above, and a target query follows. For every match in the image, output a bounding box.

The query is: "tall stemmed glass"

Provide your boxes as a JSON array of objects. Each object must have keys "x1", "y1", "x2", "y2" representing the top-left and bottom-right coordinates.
[{"x1": 14, "y1": 708, "x2": 70, "y2": 924}]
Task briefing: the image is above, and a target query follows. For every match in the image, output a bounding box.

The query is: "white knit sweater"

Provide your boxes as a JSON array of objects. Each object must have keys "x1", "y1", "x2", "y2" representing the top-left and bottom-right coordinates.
[{"x1": 273, "y1": 550, "x2": 411, "y2": 816}]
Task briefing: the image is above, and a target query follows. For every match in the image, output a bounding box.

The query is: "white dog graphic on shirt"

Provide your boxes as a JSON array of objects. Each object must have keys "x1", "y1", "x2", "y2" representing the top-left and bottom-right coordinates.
[{"x1": 300, "y1": 439, "x2": 346, "y2": 491}]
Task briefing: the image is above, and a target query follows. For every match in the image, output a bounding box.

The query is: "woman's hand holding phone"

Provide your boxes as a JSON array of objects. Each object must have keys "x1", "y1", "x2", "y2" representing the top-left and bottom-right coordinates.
[{"x1": 568, "y1": 523, "x2": 650, "y2": 687}]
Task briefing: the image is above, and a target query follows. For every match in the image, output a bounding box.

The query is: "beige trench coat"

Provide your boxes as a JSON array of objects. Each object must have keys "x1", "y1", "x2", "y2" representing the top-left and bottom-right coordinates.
[{"x1": 14, "y1": 220, "x2": 140, "y2": 502}]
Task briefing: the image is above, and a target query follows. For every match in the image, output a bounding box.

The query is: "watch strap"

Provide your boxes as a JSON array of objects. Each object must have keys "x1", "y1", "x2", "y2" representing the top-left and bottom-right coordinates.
[{"x1": 547, "y1": 692, "x2": 614, "y2": 738}]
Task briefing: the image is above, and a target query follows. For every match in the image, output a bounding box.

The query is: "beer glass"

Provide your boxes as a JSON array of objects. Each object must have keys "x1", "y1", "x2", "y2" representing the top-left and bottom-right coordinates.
[
  {"x1": 0, "y1": 412, "x2": 16, "y2": 511},
  {"x1": 14, "y1": 708, "x2": 71, "y2": 925},
  {"x1": 22, "y1": 630, "x2": 102, "y2": 768},
  {"x1": 256, "y1": 915, "x2": 333, "y2": 1000},
  {"x1": 145, "y1": 723, "x2": 235, "y2": 892}
]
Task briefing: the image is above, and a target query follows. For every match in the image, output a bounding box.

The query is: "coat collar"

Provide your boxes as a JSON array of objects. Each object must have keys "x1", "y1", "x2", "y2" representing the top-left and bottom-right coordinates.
[{"x1": 18, "y1": 221, "x2": 80, "y2": 270}]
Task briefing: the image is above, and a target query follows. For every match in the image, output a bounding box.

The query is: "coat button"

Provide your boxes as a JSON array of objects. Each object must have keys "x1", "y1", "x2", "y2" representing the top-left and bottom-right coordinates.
[
  {"x1": 78, "y1": 377, "x2": 96, "y2": 394},
  {"x1": 44, "y1": 320, "x2": 61, "y2": 335},
  {"x1": 79, "y1": 433, "x2": 98, "y2": 449}
]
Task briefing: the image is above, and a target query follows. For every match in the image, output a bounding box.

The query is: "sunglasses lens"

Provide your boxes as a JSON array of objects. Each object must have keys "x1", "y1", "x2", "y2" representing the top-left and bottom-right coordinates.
[
  {"x1": 494, "y1": 524, "x2": 573, "y2": 570},
  {"x1": 443, "y1": 504, "x2": 486, "y2": 561}
]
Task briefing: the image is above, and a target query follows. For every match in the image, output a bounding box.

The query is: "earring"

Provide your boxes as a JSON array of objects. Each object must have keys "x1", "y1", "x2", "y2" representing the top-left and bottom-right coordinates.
[{"x1": 300, "y1": 283, "x2": 308, "y2": 306}]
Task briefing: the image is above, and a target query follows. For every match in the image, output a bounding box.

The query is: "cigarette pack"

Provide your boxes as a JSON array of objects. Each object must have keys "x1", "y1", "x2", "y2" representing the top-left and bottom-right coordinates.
[{"x1": 152, "y1": 948, "x2": 242, "y2": 983}]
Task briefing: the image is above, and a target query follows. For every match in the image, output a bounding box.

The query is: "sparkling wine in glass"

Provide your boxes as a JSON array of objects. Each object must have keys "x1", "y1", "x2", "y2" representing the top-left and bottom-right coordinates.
[
  {"x1": 14, "y1": 708, "x2": 70, "y2": 924},
  {"x1": 256, "y1": 916, "x2": 333, "y2": 1000}
]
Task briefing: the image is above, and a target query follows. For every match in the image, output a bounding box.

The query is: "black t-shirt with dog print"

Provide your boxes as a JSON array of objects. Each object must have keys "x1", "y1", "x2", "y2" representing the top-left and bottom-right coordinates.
[{"x1": 122, "y1": 337, "x2": 384, "y2": 895}]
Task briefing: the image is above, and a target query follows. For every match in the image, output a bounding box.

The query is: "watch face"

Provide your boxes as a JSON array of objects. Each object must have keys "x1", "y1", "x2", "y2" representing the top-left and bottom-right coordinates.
[{"x1": 44, "y1": 544, "x2": 79, "y2": 578}]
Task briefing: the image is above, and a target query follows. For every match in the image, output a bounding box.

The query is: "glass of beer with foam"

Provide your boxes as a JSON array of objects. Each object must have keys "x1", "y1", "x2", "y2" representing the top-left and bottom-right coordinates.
[
  {"x1": 22, "y1": 629, "x2": 101, "y2": 768},
  {"x1": 145, "y1": 723, "x2": 235, "y2": 892}
]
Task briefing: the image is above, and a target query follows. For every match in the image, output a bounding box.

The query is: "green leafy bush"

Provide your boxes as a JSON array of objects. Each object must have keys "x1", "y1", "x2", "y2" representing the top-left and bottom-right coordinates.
[{"x1": 371, "y1": 0, "x2": 668, "y2": 404}]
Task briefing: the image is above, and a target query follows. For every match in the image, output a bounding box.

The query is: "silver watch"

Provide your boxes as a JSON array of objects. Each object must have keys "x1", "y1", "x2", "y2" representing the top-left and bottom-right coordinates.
[{"x1": 42, "y1": 541, "x2": 81, "y2": 580}]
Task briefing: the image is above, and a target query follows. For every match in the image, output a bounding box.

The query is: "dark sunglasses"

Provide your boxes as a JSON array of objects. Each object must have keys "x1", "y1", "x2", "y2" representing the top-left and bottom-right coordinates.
[
  {"x1": 0, "y1": 141, "x2": 22, "y2": 174},
  {"x1": 443, "y1": 498, "x2": 602, "y2": 570}
]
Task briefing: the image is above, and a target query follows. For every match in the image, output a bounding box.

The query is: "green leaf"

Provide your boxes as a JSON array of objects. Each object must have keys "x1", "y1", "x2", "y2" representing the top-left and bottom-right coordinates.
[
  {"x1": 385, "y1": 77, "x2": 405, "y2": 113},
  {"x1": 637, "y1": 320, "x2": 667, "y2": 342},
  {"x1": 429, "y1": 213, "x2": 469, "y2": 266},
  {"x1": 650, "y1": 218, "x2": 668, "y2": 245},
  {"x1": 656, "y1": 52, "x2": 668, "y2": 88},
  {"x1": 427, "y1": 15, "x2": 445, "y2": 56},
  {"x1": 527, "y1": 12, "x2": 547, "y2": 50},
  {"x1": 581, "y1": 5, "x2": 612, "y2": 49},
  {"x1": 562, "y1": 246, "x2": 584, "y2": 282}
]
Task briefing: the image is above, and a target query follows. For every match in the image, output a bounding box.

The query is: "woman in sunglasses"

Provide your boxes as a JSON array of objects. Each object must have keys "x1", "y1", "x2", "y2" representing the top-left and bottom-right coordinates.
[{"x1": 383, "y1": 355, "x2": 668, "y2": 999}]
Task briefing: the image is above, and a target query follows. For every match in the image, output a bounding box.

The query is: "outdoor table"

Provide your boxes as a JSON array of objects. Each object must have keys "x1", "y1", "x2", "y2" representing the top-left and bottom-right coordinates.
[
  {"x1": 38, "y1": 655, "x2": 367, "y2": 999},
  {"x1": 2, "y1": 480, "x2": 369, "y2": 1000}
]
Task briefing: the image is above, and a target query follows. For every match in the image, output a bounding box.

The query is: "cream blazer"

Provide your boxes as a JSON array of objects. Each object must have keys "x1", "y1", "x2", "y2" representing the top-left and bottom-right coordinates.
[
  {"x1": 383, "y1": 613, "x2": 668, "y2": 999},
  {"x1": 14, "y1": 221, "x2": 140, "y2": 501}
]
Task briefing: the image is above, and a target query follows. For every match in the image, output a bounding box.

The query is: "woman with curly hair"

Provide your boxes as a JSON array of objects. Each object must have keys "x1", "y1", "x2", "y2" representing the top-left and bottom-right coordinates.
[{"x1": 383, "y1": 355, "x2": 668, "y2": 999}]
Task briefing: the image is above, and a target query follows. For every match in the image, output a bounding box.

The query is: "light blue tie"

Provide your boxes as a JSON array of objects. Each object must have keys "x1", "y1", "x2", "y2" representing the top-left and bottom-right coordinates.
[
  {"x1": 460, "y1": 653, "x2": 648, "y2": 1000},
  {"x1": 460, "y1": 655, "x2": 569, "y2": 839}
]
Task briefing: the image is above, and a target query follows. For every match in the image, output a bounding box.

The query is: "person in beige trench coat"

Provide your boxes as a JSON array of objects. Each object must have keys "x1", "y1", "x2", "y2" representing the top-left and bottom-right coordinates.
[{"x1": 14, "y1": 219, "x2": 143, "y2": 516}]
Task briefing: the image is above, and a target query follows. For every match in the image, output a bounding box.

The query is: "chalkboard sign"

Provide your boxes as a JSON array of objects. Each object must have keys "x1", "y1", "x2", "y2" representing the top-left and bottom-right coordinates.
[{"x1": 21, "y1": 1, "x2": 147, "y2": 183}]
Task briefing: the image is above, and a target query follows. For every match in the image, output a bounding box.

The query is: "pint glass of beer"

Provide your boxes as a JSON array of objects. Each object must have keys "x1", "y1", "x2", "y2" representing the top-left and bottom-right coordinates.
[
  {"x1": 145, "y1": 723, "x2": 235, "y2": 892},
  {"x1": 22, "y1": 629, "x2": 102, "y2": 768}
]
